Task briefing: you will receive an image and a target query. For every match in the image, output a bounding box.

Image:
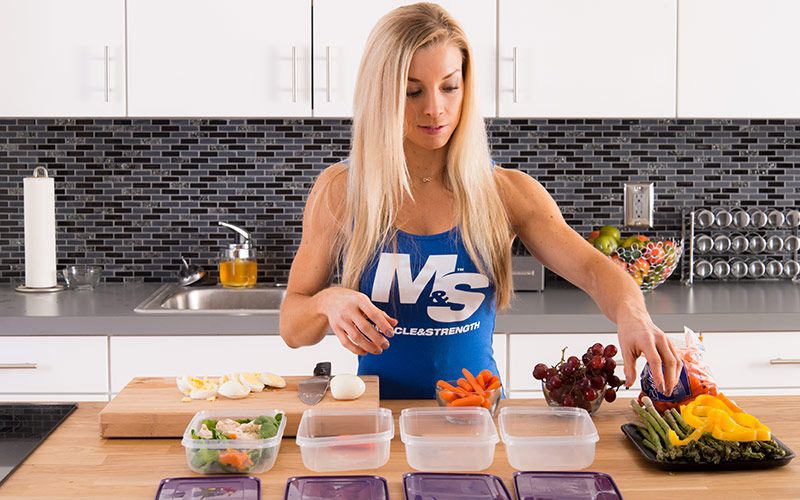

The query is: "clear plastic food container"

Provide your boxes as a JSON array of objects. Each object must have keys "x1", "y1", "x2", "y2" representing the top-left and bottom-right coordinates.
[
  {"x1": 403, "y1": 472, "x2": 511, "y2": 500},
  {"x1": 181, "y1": 409, "x2": 286, "y2": 474},
  {"x1": 295, "y1": 408, "x2": 394, "y2": 472},
  {"x1": 400, "y1": 407, "x2": 498, "y2": 471},
  {"x1": 498, "y1": 406, "x2": 598, "y2": 471}
]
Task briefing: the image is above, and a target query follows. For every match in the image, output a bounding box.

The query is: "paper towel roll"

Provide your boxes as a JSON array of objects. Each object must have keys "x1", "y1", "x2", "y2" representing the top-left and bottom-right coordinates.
[{"x1": 24, "y1": 166, "x2": 57, "y2": 288}]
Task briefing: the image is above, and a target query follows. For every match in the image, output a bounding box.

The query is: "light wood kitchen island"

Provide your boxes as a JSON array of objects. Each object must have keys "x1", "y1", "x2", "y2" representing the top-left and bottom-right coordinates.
[{"x1": 1, "y1": 397, "x2": 798, "y2": 499}]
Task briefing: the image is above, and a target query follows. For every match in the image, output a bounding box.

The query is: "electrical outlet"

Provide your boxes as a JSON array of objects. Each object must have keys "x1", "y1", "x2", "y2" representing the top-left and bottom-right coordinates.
[{"x1": 624, "y1": 182, "x2": 654, "y2": 227}]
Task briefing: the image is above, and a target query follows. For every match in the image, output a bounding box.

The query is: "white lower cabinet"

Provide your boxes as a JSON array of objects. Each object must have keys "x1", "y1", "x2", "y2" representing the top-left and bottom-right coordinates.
[
  {"x1": 699, "y1": 331, "x2": 800, "y2": 392},
  {"x1": 0, "y1": 336, "x2": 109, "y2": 401},
  {"x1": 508, "y1": 333, "x2": 645, "y2": 393},
  {"x1": 109, "y1": 335, "x2": 357, "y2": 393}
]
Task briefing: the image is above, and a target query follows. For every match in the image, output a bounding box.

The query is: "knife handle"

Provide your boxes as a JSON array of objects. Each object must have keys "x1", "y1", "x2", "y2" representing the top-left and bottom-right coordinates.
[{"x1": 314, "y1": 361, "x2": 332, "y2": 377}]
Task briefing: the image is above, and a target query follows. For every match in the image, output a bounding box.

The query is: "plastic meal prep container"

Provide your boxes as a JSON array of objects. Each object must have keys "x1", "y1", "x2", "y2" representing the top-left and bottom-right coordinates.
[
  {"x1": 155, "y1": 476, "x2": 261, "y2": 500},
  {"x1": 181, "y1": 409, "x2": 286, "y2": 474},
  {"x1": 498, "y1": 406, "x2": 599, "y2": 471},
  {"x1": 295, "y1": 408, "x2": 394, "y2": 472},
  {"x1": 513, "y1": 471, "x2": 622, "y2": 500},
  {"x1": 284, "y1": 475, "x2": 389, "y2": 500},
  {"x1": 400, "y1": 407, "x2": 498, "y2": 471}
]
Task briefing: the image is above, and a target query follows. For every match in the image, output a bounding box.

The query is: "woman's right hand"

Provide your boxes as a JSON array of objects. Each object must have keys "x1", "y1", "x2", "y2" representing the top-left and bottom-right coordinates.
[{"x1": 319, "y1": 287, "x2": 398, "y2": 356}]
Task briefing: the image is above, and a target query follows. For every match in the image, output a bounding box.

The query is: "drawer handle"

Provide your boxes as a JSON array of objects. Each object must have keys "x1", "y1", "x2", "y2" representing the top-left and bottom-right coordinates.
[
  {"x1": 770, "y1": 358, "x2": 800, "y2": 365},
  {"x1": 0, "y1": 363, "x2": 38, "y2": 369}
]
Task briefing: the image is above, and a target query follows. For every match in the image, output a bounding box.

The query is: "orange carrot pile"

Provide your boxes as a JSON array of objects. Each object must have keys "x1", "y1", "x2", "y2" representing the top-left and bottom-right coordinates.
[{"x1": 437, "y1": 368, "x2": 502, "y2": 410}]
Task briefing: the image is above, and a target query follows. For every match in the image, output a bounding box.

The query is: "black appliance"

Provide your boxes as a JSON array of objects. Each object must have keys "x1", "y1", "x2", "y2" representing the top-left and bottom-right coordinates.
[{"x1": 0, "y1": 403, "x2": 77, "y2": 485}]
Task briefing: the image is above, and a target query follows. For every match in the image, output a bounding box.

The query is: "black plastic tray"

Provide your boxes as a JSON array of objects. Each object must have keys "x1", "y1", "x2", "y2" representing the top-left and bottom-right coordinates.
[{"x1": 621, "y1": 423, "x2": 795, "y2": 471}]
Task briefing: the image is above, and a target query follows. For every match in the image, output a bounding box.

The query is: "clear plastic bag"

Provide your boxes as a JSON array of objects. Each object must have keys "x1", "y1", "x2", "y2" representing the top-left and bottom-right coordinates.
[{"x1": 639, "y1": 326, "x2": 719, "y2": 413}]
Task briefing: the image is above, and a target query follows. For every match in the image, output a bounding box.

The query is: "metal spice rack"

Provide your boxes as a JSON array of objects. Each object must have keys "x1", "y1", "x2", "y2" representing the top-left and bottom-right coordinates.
[{"x1": 681, "y1": 207, "x2": 800, "y2": 284}]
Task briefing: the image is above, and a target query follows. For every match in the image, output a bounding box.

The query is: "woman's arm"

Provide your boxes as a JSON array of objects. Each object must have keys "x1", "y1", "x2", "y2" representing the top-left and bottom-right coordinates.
[
  {"x1": 495, "y1": 168, "x2": 682, "y2": 394},
  {"x1": 279, "y1": 163, "x2": 396, "y2": 355}
]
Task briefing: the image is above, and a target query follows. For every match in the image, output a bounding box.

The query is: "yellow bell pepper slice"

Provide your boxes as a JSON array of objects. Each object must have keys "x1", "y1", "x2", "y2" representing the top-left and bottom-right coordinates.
[{"x1": 673, "y1": 394, "x2": 772, "y2": 445}]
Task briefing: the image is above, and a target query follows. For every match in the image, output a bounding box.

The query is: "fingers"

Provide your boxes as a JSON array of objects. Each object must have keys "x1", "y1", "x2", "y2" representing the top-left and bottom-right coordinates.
[
  {"x1": 332, "y1": 326, "x2": 367, "y2": 356},
  {"x1": 352, "y1": 315, "x2": 390, "y2": 351},
  {"x1": 656, "y1": 334, "x2": 681, "y2": 396},
  {"x1": 340, "y1": 321, "x2": 383, "y2": 355},
  {"x1": 359, "y1": 298, "x2": 397, "y2": 338},
  {"x1": 643, "y1": 343, "x2": 666, "y2": 395},
  {"x1": 622, "y1": 348, "x2": 637, "y2": 389}
]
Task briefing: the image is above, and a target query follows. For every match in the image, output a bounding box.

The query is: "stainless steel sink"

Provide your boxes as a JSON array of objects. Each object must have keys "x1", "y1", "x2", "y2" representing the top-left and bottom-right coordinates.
[{"x1": 134, "y1": 284, "x2": 286, "y2": 314}]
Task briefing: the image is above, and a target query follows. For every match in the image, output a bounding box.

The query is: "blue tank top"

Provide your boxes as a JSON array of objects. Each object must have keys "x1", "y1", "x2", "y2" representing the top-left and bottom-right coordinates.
[{"x1": 357, "y1": 227, "x2": 500, "y2": 399}]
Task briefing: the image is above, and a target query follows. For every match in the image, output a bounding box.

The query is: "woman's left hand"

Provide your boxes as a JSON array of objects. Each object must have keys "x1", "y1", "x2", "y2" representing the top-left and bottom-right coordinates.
[{"x1": 616, "y1": 314, "x2": 682, "y2": 395}]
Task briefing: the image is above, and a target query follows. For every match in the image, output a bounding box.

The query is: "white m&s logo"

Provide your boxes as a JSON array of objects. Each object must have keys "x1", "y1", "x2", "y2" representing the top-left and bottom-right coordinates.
[{"x1": 370, "y1": 253, "x2": 489, "y2": 323}]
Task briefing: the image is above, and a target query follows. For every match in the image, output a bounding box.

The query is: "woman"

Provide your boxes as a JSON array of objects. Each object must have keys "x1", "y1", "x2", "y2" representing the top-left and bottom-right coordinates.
[{"x1": 280, "y1": 2, "x2": 681, "y2": 399}]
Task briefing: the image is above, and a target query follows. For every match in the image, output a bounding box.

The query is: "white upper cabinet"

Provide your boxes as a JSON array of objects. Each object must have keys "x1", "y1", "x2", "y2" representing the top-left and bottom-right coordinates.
[
  {"x1": 127, "y1": 0, "x2": 311, "y2": 117},
  {"x1": 498, "y1": 0, "x2": 677, "y2": 118},
  {"x1": 313, "y1": 0, "x2": 496, "y2": 118},
  {"x1": 678, "y1": 0, "x2": 800, "y2": 118},
  {"x1": 0, "y1": 0, "x2": 126, "y2": 117}
]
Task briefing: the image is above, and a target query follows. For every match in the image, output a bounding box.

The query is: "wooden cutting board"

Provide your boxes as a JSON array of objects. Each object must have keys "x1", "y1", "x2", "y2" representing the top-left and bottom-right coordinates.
[{"x1": 99, "y1": 376, "x2": 379, "y2": 438}]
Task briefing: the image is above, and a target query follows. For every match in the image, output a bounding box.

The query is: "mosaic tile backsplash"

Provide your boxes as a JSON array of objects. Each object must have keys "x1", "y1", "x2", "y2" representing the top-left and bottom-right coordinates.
[{"x1": 1, "y1": 118, "x2": 799, "y2": 284}]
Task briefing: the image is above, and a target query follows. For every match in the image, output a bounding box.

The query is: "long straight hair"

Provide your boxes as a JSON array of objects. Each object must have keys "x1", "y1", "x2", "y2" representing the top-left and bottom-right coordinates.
[{"x1": 335, "y1": 2, "x2": 514, "y2": 309}]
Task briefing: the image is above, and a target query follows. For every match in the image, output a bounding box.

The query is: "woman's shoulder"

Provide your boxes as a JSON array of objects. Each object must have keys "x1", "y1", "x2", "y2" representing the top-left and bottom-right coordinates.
[{"x1": 314, "y1": 161, "x2": 349, "y2": 195}]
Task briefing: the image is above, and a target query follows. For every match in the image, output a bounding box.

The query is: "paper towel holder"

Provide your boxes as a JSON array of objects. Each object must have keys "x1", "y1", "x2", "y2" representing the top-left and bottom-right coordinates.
[{"x1": 14, "y1": 166, "x2": 65, "y2": 293}]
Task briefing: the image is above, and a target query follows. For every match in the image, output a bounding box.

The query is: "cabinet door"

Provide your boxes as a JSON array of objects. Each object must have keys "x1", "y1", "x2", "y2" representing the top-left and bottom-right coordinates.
[
  {"x1": 0, "y1": 337, "x2": 109, "y2": 398},
  {"x1": 508, "y1": 333, "x2": 643, "y2": 392},
  {"x1": 700, "y1": 332, "x2": 800, "y2": 390},
  {"x1": 0, "y1": 0, "x2": 126, "y2": 117},
  {"x1": 127, "y1": 0, "x2": 311, "y2": 117},
  {"x1": 499, "y1": 0, "x2": 676, "y2": 117},
  {"x1": 110, "y1": 335, "x2": 357, "y2": 392},
  {"x1": 313, "y1": 0, "x2": 496, "y2": 118},
  {"x1": 312, "y1": 0, "x2": 395, "y2": 117},
  {"x1": 678, "y1": 0, "x2": 800, "y2": 118}
]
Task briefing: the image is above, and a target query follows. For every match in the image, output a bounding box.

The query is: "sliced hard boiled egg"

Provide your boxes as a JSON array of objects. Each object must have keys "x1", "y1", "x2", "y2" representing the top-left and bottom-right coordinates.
[
  {"x1": 258, "y1": 372, "x2": 286, "y2": 389},
  {"x1": 218, "y1": 379, "x2": 250, "y2": 399},
  {"x1": 176, "y1": 375, "x2": 192, "y2": 394},
  {"x1": 238, "y1": 372, "x2": 265, "y2": 392},
  {"x1": 189, "y1": 386, "x2": 218, "y2": 400}
]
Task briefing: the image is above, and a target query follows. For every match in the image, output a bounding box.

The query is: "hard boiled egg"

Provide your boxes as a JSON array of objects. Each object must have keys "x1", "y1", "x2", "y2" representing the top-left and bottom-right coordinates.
[
  {"x1": 217, "y1": 379, "x2": 250, "y2": 399},
  {"x1": 330, "y1": 374, "x2": 366, "y2": 400},
  {"x1": 238, "y1": 372, "x2": 265, "y2": 392},
  {"x1": 177, "y1": 375, "x2": 218, "y2": 399},
  {"x1": 258, "y1": 372, "x2": 286, "y2": 389}
]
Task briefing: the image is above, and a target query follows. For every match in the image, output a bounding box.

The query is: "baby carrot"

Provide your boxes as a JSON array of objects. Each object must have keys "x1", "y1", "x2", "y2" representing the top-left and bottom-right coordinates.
[
  {"x1": 478, "y1": 369, "x2": 494, "y2": 382},
  {"x1": 476, "y1": 373, "x2": 486, "y2": 387},
  {"x1": 437, "y1": 380, "x2": 459, "y2": 392},
  {"x1": 449, "y1": 394, "x2": 483, "y2": 407},
  {"x1": 439, "y1": 390, "x2": 458, "y2": 403},
  {"x1": 487, "y1": 380, "x2": 501, "y2": 391},
  {"x1": 481, "y1": 397, "x2": 492, "y2": 409},
  {"x1": 457, "y1": 378, "x2": 472, "y2": 391},
  {"x1": 486, "y1": 375, "x2": 500, "y2": 387},
  {"x1": 462, "y1": 368, "x2": 485, "y2": 396}
]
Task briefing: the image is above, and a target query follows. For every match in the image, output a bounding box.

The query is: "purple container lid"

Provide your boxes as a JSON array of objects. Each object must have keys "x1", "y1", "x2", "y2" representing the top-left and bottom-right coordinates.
[
  {"x1": 513, "y1": 471, "x2": 623, "y2": 500},
  {"x1": 285, "y1": 475, "x2": 388, "y2": 500},
  {"x1": 403, "y1": 472, "x2": 512, "y2": 500},
  {"x1": 155, "y1": 476, "x2": 261, "y2": 500}
]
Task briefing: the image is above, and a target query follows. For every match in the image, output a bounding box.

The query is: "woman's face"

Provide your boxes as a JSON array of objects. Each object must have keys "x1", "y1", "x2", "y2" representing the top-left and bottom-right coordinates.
[{"x1": 403, "y1": 43, "x2": 464, "y2": 152}]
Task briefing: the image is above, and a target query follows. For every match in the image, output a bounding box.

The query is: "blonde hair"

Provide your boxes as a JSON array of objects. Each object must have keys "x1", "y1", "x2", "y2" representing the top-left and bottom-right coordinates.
[{"x1": 336, "y1": 2, "x2": 514, "y2": 309}]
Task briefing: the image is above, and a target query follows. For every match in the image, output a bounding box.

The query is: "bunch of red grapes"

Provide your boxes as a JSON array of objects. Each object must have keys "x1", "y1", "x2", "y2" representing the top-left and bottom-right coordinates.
[{"x1": 532, "y1": 343, "x2": 625, "y2": 411}]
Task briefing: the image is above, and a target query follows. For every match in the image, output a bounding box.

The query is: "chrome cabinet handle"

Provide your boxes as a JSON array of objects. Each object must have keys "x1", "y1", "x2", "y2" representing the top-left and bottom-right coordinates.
[
  {"x1": 770, "y1": 358, "x2": 800, "y2": 365},
  {"x1": 291, "y1": 46, "x2": 297, "y2": 103},
  {"x1": 104, "y1": 45, "x2": 110, "y2": 102},
  {"x1": 325, "y1": 45, "x2": 332, "y2": 103},
  {"x1": 512, "y1": 46, "x2": 518, "y2": 104},
  {"x1": 0, "y1": 363, "x2": 38, "y2": 369}
]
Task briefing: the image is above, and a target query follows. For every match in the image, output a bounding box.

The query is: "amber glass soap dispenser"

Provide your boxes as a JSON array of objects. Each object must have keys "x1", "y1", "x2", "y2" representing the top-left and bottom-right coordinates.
[{"x1": 218, "y1": 221, "x2": 258, "y2": 288}]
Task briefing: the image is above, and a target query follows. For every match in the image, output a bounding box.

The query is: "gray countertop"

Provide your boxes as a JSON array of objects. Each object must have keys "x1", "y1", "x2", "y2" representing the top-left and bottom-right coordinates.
[{"x1": 1, "y1": 281, "x2": 799, "y2": 336}]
